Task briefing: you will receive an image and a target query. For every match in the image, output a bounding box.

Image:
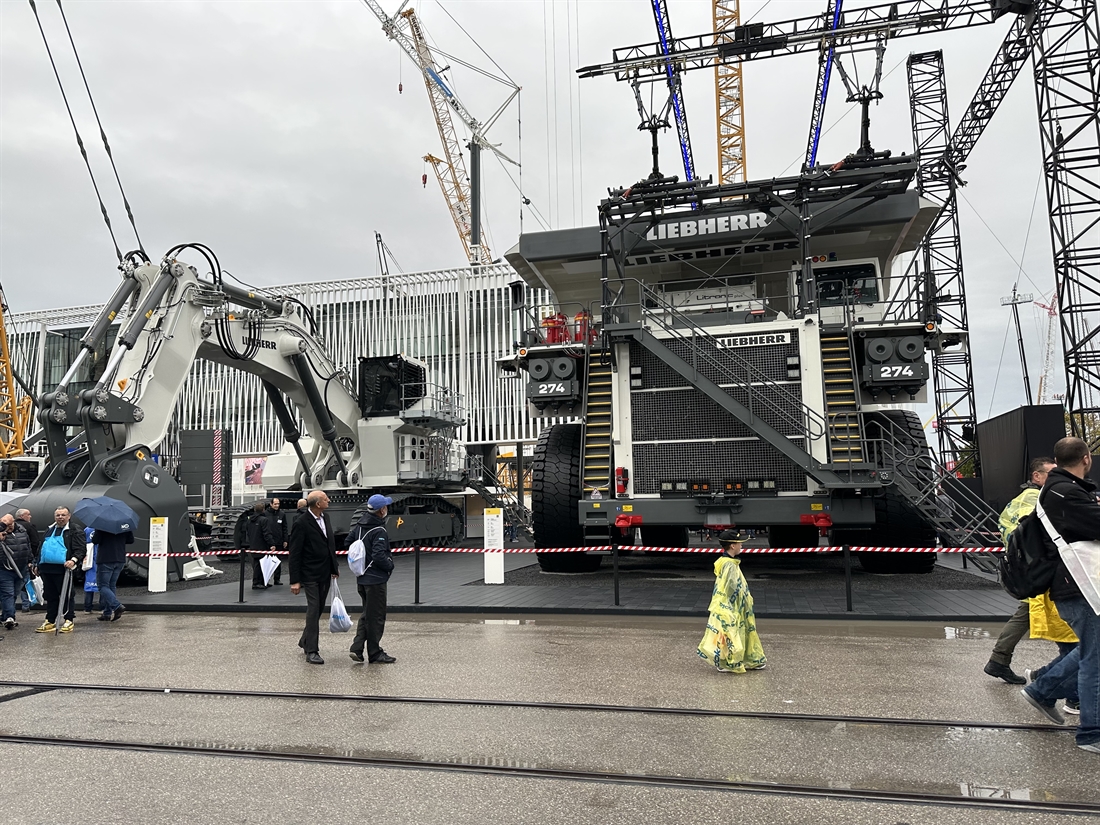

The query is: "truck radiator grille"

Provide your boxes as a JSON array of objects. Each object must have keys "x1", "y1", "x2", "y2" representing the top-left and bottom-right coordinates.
[
  {"x1": 629, "y1": 338, "x2": 797, "y2": 388},
  {"x1": 632, "y1": 441, "x2": 807, "y2": 494},
  {"x1": 631, "y1": 386, "x2": 804, "y2": 439}
]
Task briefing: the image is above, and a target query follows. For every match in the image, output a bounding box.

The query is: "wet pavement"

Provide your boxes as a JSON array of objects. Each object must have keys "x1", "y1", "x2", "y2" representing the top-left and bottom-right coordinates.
[{"x1": 0, "y1": 612, "x2": 1095, "y2": 823}]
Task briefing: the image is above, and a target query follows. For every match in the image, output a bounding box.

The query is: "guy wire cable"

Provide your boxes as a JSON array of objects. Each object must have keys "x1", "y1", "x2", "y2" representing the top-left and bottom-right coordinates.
[
  {"x1": 28, "y1": 0, "x2": 123, "y2": 263},
  {"x1": 55, "y1": 0, "x2": 148, "y2": 261}
]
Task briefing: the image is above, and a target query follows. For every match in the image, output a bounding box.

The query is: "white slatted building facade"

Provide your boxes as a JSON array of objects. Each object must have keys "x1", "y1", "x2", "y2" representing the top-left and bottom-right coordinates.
[{"x1": 7, "y1": 263, "x2": 551, "y2": 459}]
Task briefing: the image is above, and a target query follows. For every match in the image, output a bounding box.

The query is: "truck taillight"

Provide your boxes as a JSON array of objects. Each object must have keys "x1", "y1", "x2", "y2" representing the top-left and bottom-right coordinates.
[{"x1": 615, "y1": 466, "x2": 629, "y2": 495}]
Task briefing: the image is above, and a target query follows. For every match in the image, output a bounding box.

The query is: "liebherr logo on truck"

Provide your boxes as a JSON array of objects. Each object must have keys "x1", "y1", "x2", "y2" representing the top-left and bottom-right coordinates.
[
  {"x1": 242, "y1": 335, "x2": 277, "y2": 350},
  {"x1": 646, "y1": 211, "x2": 770, "y2": 241},
  {"x1": 716, "y1": 332, "x2": 791, "y2": 348}
]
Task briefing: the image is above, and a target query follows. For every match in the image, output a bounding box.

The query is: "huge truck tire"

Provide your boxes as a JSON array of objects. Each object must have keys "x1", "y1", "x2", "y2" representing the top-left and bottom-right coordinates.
[
  {"x1": 858, "y1": 409, "x2": 939, "y2": 574},
  {"x1": 531, "y1": 423, "x2": 602, "y2": 573},
  {"x1": 642, "y1": 525, "x2": 690, "y2": 549},
  {"x1": 767, "y1": 525, "x2": 820, "y2": 549}
]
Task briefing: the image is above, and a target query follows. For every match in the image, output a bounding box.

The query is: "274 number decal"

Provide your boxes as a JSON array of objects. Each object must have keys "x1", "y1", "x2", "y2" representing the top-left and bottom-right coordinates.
[
  {"x1": 878, "y1": 365, "x2": 916, "y2": 379},
  {"x1": 537, "y1": 382, "x2": 567, "y2": 394}
]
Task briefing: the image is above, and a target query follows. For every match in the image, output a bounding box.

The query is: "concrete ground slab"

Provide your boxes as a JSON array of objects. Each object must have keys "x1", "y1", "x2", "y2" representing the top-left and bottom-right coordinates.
[{"x1": 0, "y1": 612, "x2": 1094, "y2": 822}]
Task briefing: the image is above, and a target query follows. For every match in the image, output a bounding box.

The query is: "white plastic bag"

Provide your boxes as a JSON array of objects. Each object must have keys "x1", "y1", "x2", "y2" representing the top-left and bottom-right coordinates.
[
  {"x1": 329, "y1": 579, "x2": 352, "y2": 633},
  {"x1": 82, "y1": 546, "x2": 94, "y2": 572},
  {"x1": 259, "y1": 554, "x2": 280, "y2": 586},
  {"x1": 347, "y1": 538, "x2": 366, "y2": 577},
  {"x1": 1058, "y1": 540, "x2": 1100, "y2": 616},
  {"x1": 31, "y1": 575, "x2": 44, "y2": 605}
]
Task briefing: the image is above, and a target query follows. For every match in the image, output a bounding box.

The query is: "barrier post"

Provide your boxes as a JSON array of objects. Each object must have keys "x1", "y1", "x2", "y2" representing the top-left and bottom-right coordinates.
[
  {"x1": 842, "y1": 546, "x2": 853, "y2": 612},
  {"x1": 238, "y1": 548, "x2": 246, "y2": 604},
  {"x1": 612, "y1": 542, "x2": 620, "y2": 606},
  {"x1": 414, "y1": 543, "x2": 421, "y2": 605}
]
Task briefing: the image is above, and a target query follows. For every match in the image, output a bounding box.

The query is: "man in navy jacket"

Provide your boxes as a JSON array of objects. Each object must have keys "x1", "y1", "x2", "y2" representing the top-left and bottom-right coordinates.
[{"x1": 346, "y1": 494, "x2": 396, "y2": 665}]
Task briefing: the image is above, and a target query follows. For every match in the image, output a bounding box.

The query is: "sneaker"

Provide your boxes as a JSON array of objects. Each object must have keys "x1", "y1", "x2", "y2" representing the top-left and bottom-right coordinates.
[
  {"x1": 110, "y1": 605, "x2": 126, "y2": 621},
  {"x1": 368, "y1": 652, "x2": 397, "y2": 664},
  {"x1": 3, "y1": 617, "x2": 14, "y2": 629},
  {"x1": 59, "y1": 620, "x2": 74, "y2": 633},
  {"x1": 1064, "y1": 700, "x2": 1080, "y2": 715},
  {"x1": 1078, "y1": 742, "x2": 1100, "y2": 754},
  {"x1": 1021, "y1": 689, "x2": 1065, "y2": 725},
  {"x1": 34, "y1": 621, "x2": 56, "y2": 633},
  {"x1": 97, "y1": 613, "x2": 113, "y2": 622},
  {"x1": 349, "y1": 651, "x2": 365, "y2": 663},
  {"x1": 985, "y1": 661, "x2": 1027, "y2": 685}
]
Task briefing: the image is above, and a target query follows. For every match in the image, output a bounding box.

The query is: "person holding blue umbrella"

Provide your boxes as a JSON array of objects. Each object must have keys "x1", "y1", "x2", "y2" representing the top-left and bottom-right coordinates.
[{"x1": 72, "y1": 497, "x2": 138, "y2": 622}]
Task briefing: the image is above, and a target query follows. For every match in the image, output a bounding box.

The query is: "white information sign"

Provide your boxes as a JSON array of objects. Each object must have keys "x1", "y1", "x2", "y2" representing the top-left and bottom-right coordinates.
[
  {"x1": 147, "y1": 516, "x2": 168, "y2": 593},
  {"x1": 483, "y1": 507, "x2": 505, "y2": 585}
]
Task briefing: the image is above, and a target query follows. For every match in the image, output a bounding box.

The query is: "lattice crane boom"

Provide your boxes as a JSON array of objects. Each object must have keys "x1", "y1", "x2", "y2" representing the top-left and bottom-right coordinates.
[
  {"x1": 651, "y1": 0, "x2": 696, "y2": 183},
  {"x1": 0, "y1": 282, "x2": 32, "y2": 458},
  {"x1": 713, "y1": 0, "x2": 748, "y2": 184}
]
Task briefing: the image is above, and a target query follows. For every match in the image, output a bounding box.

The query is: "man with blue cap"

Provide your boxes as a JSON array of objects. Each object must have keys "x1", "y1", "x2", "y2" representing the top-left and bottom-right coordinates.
[{"x1": 347, "y1": 494, "x2": 397, "y2": 664}]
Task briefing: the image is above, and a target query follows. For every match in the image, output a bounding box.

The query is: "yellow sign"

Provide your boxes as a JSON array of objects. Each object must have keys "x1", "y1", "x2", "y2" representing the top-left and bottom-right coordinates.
[
  {"x1": 811, "y1": 503, "x2": 823, "y2": 511},
  {"x1": 593, "y1": 503, "x2": 601, "y2": 509},
  {"x1": 396, "y1": 516, "x2": 405, "y2": 528},
  {"x1": 622, "y1": 505, "x2": 633, "y2": 512},
  {"x1": 135, "y1": 450, "x2": 146, "y2": 460},
  {"x1": 485, "y1": 508, "x2": 502, "y2": 515}
]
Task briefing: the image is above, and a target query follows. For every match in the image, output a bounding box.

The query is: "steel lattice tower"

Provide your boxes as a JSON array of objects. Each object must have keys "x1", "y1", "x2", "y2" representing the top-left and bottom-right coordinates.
[
  {"x1": 907, "y1": 51, "x2": 978, "y2": 470},
  {"x1": 1031, "y1": 0, "x2": 1100, "y2": 444}
]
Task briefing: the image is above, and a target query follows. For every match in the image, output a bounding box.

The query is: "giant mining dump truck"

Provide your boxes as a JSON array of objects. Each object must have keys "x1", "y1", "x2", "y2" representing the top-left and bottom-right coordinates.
[{"x1": 502, "y1": 155, "x2": 1000, "y2": 574}]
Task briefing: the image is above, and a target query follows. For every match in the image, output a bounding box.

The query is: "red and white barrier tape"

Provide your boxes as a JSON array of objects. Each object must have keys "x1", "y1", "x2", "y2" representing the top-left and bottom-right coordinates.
[{"x1": 124, "y1": 545, "x2": 998, "y2": 558}]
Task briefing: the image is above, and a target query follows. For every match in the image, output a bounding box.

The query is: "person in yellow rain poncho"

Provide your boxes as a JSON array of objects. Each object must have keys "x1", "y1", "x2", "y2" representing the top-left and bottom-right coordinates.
[
  {"x1": 698, "y1": 530, "x2": 766, "y2": 673},
  {"x1": 1027, "y1": 592, "x2": 1080, "y2": 714}
]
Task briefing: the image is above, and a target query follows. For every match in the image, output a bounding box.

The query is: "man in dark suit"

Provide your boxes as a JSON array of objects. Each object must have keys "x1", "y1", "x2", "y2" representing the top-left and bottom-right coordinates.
[{"x1": 288, "y1": 490, "x2": 339, "y2": 664}]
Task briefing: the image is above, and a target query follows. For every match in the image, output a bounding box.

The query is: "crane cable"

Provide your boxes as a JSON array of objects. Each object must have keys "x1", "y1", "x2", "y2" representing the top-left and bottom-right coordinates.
[{"x1": 28, "y1": 0, "x2": 147, "y2": 263}]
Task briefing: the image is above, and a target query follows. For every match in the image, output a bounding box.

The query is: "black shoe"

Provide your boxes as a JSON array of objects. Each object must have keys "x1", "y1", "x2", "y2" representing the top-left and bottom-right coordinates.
[
  {"x1": 305, "y1": 652, "x2": 324, "y2": 665},
  {"x1": 369, "y1": 652, "x2": 397, "y2": 664},
  {"x1": 110, "y1": 605, "x2": 126, "y2": 622},
  {"x1": 984, "y1": 661, "x2": 1026, "y2": 685},
  {"x1": 349, "y1": 651, "x2": 365, "y2": 663},
  {"x1": 97, "y1": 613, "x2": 113, "y2": 622},
  {"x1": 252, "y1": 585, "x2": 266, "y2": 590}
]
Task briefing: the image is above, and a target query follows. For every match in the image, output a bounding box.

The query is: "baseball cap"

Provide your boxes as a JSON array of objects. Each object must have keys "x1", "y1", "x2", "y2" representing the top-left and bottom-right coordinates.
[
  {"x1": 367, "y1": 494, "x2": 394, "y2": 511},
  {"x1": 718, "y1": 529, "x2": 748, "y2": 543}
]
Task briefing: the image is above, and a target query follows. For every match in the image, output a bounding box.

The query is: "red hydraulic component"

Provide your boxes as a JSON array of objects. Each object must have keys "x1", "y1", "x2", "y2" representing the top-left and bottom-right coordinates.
[
  {"x1": 573, "y1": 310, "x2": 591, "y2": 343},
  {"x1": 615, "y1": 466, "x2": 629, "y2": 495},
  {"x1": 540, "y1": 312, "x2": 569, "y2": 344},
  {"x1": 614, "y1": 514, "x2": 643, "y2": 528},
  {"x1": 800, "y1": 513, "x2": 834, "y2": 536}
]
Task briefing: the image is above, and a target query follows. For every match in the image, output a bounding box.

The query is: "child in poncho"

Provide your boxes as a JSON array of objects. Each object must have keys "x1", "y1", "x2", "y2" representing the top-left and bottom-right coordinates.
[{"x1": 698, "y1": 529, "x2": 766, "y2": 673}]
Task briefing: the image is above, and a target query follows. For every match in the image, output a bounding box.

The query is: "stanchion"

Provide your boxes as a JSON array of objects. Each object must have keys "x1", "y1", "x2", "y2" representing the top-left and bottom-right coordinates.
[
  {"x1": 414, "y1": 543, "x2": 421, "y2": 605},
  {"x1": 238, "y1": 548, "x2": 246, "y2": 604},
  {"x1": 842, "y1": 545, "x2": 853, "y2": 612},
  {"x1": 612, "y1": 544, "x2": 620, "y2": 606}
]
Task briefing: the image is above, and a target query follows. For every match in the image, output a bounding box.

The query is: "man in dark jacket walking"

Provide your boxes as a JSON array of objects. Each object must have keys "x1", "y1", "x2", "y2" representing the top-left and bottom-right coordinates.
[
  {"x1": 34, "y1": 507, "x2": 86, "y2": 633},
  {"x1": 288, "y1": 490, "x2": 339, "y2": 664},
  {"x1": 247, "y1": 501, "x2": 277, "y2": 589},
  {"x1": 347, "y1": 494, "x2": 396, "y2": 665},
  {"x1": 1020, "y1": 437, "x2": 1100, "y2": 755},
  {"x1": 0, "y1": 515, "x2": 34, "y2": 628},
  {"x1": 14, "y1": 509, "x2": 39, "y2": 613},
  {"x1": 265, "y1": 498, "x2": 288, "y2": 585},
  {"x1": 92, "y1": 529, "x2": 134, "y2": 622}
]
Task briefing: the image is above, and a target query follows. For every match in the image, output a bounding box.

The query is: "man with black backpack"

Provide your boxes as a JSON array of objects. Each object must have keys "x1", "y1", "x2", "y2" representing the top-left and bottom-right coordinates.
[
  {"x1": 1020, "y1": 437, "x2": 1100, "y2": 755},
  {"x1": 984, "y1": 457, "x2": 1055, "y2": 684}
]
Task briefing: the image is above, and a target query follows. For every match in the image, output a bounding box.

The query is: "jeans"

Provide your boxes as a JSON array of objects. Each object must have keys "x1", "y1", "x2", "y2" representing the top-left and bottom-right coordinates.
[
  {"x1": 990, "y1": 602, "x2": 1030, "y2": 665},
  {"x1": 20, "y1": 568, "x2": 32, "y2": 610},
  {"x1": 1055, "y1": 596, "x2": 1100, "y2": 746},
  {"x1": 1031, "y1": 642, "x2": 1080, "y2": 704},
  {"x1": 0, "y1": 568, "x2": 21, "y2": 620},
  {"x1": 97, "y1": 561, "x2": 124, "y2": 615},
  {"x1": 297, "y1": 579, "x2": 332, "y2": 655},
  {"x1": 350, "y1": 581, "x2": 388, "y2": 660}
]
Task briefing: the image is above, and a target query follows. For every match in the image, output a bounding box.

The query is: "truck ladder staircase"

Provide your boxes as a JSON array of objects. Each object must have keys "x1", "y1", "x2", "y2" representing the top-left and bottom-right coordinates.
[
  {"x1": 468, "y1": 455, "x2": 532, "y2": 538},
  {"x1": 581, "y1": 352, "x2": 614, "y2": 544},
  {"x1": 871, "y1": 415, "x2": 1003, "y2": 560},
  {"x1": 820, "y1": 332, "x2": 864, "y2": 464}
]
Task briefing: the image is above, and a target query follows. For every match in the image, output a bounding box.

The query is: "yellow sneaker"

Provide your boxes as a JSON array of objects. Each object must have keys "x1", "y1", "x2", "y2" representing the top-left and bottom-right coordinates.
[
  {"x1": 34, "y1": 621, "x2": 56, "y2": 633},
  {"x1": 58, "y1": 620, "x2": 74, "y2": 633}
]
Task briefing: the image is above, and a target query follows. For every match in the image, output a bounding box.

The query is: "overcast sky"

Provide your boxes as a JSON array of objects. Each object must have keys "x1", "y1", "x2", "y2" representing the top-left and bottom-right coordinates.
[{"x1": 0, "y1": 0, "x2": 1061, "y2": 421}]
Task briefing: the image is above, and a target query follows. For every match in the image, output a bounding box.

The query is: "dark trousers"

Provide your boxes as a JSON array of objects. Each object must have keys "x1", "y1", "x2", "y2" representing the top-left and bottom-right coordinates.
[
  {"x1": 41, "y1": 569, "x2": 75, "y2": 624},
  {"x1": 990, "y1": 601, "x2": 1031, "y2": 665},
  {"x1": 251, "y1": 552, "x2": 267, "y2": 586},
  {"x1": 351, "y1": 581, "x2": 388, "y2": 660},
  {"x1": 297, "y1": 579, "x2": 331, "y2": 655}
]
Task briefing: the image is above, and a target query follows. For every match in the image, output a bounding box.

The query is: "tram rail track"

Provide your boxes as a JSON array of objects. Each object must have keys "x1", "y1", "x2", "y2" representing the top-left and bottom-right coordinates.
[
  {"x1": 1, "y1": 728, "x2": 1096, "y2": 816},
  {"x1": 0, "y1": 678, "x2": 1073, "y2": 733}
]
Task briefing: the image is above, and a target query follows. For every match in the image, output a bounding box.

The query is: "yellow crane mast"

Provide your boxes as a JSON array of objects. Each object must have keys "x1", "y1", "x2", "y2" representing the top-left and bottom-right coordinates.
[
  {"x1": 713, "y1": 0, "x2": 748, "y2": 184},
  {"x1": 402, "y1": 9, "x2": 488, "y2": 265},
  {"x1": 0, "y1": 283, "x2": 31, "y2": 458}
]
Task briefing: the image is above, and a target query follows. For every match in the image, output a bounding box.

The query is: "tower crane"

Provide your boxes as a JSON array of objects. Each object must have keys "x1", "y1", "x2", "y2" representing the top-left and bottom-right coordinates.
[
  {"x1": 1035, "y1": 294, "x2": 1059, "y2": 406},
  {"x1": 713, "y1": 1, "x2": 748, "y2": 184},
  {"x1": 362, "y1": 1, "x2": 519, "y2": 266},
  {"x1": 0, "y1": 282, "x2": 32, "y2": 459}
]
